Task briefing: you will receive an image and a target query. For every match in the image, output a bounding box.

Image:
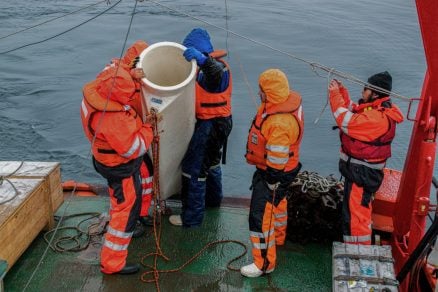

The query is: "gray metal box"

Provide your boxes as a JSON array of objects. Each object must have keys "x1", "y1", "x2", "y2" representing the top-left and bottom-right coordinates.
[{"x1": 332, "y1": 242, "x2": 399, "y2": 291}]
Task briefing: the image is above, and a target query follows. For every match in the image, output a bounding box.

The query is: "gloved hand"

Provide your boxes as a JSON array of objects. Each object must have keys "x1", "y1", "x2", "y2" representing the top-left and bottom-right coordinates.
[
  {"x1": 267, "y1": 182, "x2": 280, "y2": 191},
  {"x1": 130, "y1": 56, "x2": 140, "y2": 69},
  {"x1": 130, "y1": 68, "x2": 145, "y2": 80},
  {"x1": 183, "y1": 47, "x2": 207, "y2": 66}
]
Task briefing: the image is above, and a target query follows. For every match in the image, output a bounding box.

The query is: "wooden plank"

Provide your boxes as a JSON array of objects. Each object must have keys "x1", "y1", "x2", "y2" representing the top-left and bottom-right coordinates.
[
  {"x1": 0, "y1": 178, "x2": 51, "y2": 271},
  {"x1": 0, "y1": 161, "x2": 63, "y2": 213}
]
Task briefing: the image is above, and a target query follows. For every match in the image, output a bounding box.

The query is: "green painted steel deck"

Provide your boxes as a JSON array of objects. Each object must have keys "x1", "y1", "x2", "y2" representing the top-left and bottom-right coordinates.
[
  {"x1": 1, "y1": 259, "x2": 7, "y2": 292},
  {"x1": 4, "y1": 195, "x2": 332, "y2": 291}
]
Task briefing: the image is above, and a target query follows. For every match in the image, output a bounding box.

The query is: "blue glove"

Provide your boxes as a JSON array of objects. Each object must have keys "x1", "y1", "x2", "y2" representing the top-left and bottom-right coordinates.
[{"x1": 183, "y1": 47, "x2": 207, "y2": 66}]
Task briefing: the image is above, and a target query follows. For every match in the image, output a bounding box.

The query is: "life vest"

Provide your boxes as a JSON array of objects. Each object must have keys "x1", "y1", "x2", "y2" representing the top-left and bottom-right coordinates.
[
  {"x1": 195, "y1": 59, "x2": 232, "y2": 120},
  {"x1": 246, "y1": 91, "x2": 303, "y2": 171},
  {"x1": 340, "y1": 97, "x2": 396, "y2": 163},
  {"x1": 80, "y1": 79, "x2": 139, "y2": 166}
]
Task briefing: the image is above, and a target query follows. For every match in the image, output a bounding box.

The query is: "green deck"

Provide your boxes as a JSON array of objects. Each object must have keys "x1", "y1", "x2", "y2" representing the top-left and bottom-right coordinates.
[{"x1": 4, "y1": 196, "x2": 332, "y2": 291}]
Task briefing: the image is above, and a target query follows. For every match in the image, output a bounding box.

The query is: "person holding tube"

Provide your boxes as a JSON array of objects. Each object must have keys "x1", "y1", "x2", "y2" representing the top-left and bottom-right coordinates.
[{"x1": 169, "y1": 28, "x2": 233, "y2": 227}]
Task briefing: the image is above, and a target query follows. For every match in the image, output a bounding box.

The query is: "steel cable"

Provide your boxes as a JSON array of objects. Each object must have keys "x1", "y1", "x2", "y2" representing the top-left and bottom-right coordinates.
[
  {"x1": 0, "y1": 0, "x2": 108, "y2": 40},
  {"x1": 0, "y1": 0, "x2": 122, "y2": 55},
  {"x1": 144, "y1": 0, "x2": 412, "y2": 102}
]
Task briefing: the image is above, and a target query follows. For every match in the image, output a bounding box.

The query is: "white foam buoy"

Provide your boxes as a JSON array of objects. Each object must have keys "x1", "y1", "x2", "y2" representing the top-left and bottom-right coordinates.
[{"x1": 138, "y1": 41, "x2": 197, "y2": 200}]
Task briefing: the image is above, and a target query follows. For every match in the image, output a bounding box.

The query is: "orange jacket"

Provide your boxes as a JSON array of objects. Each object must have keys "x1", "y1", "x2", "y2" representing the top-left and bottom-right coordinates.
[
  {"x1": 329, "y1": 86, "x2": 404, "y2": 164},
  {"x1": 80, "y1": 68, "x2": 153, "y2": 167},
  {"x1": 246, "y1": 91, "x2": 304, "y2": 171},
  {"x1": 195, "y1": 60, "x2": 232, "y2": 119}
]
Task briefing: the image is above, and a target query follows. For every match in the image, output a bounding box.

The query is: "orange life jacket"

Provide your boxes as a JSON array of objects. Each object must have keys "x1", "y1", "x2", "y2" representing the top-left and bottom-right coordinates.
[
  {"x1": 195, "y1": 59, "x2": 232, "y2": 120},
  {"x1": 246, "y1": 91, "x2": 304, "y2": 171},
  {"x1": 80, "y1": 79, "x2": 140, "y2": 166}
]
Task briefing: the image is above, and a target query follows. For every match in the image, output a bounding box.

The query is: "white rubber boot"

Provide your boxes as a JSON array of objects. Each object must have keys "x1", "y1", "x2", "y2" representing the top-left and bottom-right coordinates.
[
  {"x1": 169, "y1": 215, "x2": 183, "y2": 226},
  {"x1": 240, "y1": 263, "x2": 264, "y2": 278}
]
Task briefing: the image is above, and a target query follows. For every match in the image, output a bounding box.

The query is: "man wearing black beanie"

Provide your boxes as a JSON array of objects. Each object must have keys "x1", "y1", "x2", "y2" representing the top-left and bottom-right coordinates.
[
  {"x1": 328, "y1": 72, "x2": 404, "y2": 245},
  {"x1": 366, "y1": 71, "x2": 393, "y2": 98}
]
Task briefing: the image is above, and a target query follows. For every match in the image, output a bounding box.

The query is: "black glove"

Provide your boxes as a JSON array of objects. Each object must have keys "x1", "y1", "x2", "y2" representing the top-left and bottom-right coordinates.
[{"x1": 130, "y1": 56, "x2": 140, "y2": 69}]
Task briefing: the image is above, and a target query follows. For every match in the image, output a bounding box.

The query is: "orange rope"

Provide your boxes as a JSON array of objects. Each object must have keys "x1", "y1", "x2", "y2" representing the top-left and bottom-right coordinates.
[
  {"x1": 140, "y1": 239, "x2": 247, "y2": 283},
  {"x1": 142, "y1": 110, "x2": 168, "y2": 292},
  {"x1": 139, "y1": 111, "x2": 247, "y2": 291}
]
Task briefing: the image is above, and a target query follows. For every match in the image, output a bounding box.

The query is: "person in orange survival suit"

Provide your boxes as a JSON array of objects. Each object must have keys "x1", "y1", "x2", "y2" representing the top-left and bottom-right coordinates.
[
  {"x1": 80, "y1": 66, "x2": 153, "y2": 275},
  {"x1": 121, "y1": 40, "x2": 156, "y2": 230},
  {"x1": 100, "y1": 40, "x2": 155, "y2": 233},
  {"x1": 168, "y1": 28, "x2": 232, "y2": 227},
  {"x1": 328, "y1": 71, "x2": 404, "y2": 245},
  {"x1": 241, "y1": 69, "x2": 304, "y2": 277}
]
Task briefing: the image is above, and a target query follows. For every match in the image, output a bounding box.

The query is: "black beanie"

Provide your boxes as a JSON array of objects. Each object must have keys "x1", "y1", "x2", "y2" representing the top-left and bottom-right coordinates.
[{"x1": 367, "y1": 71, "x2": 392, "y2": 97}]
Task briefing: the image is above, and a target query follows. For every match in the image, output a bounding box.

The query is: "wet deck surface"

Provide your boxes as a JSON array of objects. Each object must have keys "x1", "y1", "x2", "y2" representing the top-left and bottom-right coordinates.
[{"x1": 4, "y1": 195, "x2": 332, "y2": 291}]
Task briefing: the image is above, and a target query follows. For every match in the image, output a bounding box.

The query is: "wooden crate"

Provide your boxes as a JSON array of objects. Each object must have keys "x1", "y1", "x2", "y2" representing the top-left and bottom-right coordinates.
[
  {"x1": 0, "y1": 161, "x2": 63, "y2": 212},
  {"x1": 0, "y1": 178, "x2": 53, "y2": 272}
]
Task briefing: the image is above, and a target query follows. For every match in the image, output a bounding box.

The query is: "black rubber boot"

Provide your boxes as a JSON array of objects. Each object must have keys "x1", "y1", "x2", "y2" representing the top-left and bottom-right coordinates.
[
  {"x1": 132, "y1": 221, "x2": 146, "y2": 238},
  {"x1": 116, "y1": 263, "x2": 140, "y2": 275},
  {"x1": 139, "y1": 216, "x2": 157, "y2": 226}
]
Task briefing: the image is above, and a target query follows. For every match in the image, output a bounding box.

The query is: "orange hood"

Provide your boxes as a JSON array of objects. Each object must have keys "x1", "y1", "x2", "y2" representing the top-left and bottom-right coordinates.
[
  {"x1": 121, "y1": 40, "x2": 148, "y2": 68},
  {"x1": 259, "y1": 69, "x2": 290, "y2": 104},
  {"x1": 96, "y1": 67, "x2": 135, "y2": 105}
]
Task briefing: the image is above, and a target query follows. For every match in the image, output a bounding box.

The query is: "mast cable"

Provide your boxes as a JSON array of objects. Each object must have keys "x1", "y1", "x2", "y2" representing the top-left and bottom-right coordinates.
[
  {"x1": 145, "y1": 0, "x2": 411, "y2": 102},
  {"x1": 224, "y1": 0, "x2": 230, "y2": 58},
  {"x1": 0, "y1": 0, "x2": 108, "y2": 40},
  {"x1": 0, "y1": 0, "x2": 122, "y2": 55}
]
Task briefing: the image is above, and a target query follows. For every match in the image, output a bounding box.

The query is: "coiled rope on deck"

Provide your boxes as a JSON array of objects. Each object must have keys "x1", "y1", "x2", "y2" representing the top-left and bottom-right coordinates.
[
  {"x1": 43, "y1": 212, "x2": 104, "y2": 252},
  {"x1": 290, "y1": 171, "x2": 341, "y2": 195},
  {"x1": 286, "y1": 171, "x2": 344, "y2": 244}
]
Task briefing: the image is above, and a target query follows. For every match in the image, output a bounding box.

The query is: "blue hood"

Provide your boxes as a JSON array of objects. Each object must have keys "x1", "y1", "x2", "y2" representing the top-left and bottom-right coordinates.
[{"x1": 182, "y1": 28, "x2": 213, "y2": 54}]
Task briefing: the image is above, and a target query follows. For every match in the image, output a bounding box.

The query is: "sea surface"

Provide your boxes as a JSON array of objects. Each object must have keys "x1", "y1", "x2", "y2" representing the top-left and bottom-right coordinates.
[{"x1": 0, "y1": 0, "x2": 429, "y2": 197}]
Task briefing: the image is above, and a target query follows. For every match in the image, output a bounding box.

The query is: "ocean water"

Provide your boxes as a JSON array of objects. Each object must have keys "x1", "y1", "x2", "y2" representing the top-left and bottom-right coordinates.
[{"x1": 0, "y1": 0, "x2": 428, "y2": 197}]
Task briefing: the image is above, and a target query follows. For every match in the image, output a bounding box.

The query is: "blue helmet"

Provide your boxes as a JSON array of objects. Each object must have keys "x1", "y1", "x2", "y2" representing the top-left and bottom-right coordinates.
[{"x1": 182, "y1": 28, "x2": 213, "y2": 54}]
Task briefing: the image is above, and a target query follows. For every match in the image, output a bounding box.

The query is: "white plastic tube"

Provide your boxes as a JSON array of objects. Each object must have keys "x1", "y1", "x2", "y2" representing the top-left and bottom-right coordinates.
[
  {"x1": 139, "y1": 41, "x2": 196, "y2": 97},
  {"x1": 138, "y1": 42, "x2": 197, "y2": 200}
]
